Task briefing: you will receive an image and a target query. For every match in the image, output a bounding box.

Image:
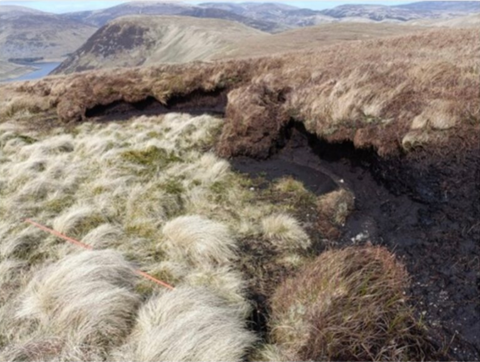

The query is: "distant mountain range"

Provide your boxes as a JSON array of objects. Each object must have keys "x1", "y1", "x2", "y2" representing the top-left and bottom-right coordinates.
[
  {"x1": 59, "y1": 2, "x2": 285, "y2": 32},
  {"x1": 58, "y1": 1, "x2": 480, "y2": 30},
  {"x1": 0, "y1": 1, "x2": 479, "y2": 80}
]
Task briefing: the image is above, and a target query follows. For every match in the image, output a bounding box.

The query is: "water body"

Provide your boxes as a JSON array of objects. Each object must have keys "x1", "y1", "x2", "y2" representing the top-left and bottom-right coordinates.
[{"x1": 2, "y1": 62, "x2": 61, "y2": 83}]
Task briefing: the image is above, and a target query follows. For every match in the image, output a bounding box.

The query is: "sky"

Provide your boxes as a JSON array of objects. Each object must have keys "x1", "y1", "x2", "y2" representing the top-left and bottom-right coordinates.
[{"x1": 0, "y1": 0, "x2": 414, "y2": 13}]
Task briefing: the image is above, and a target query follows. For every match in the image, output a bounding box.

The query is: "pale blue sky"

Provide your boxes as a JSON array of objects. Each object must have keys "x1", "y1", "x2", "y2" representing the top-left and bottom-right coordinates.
[{"x1": 0, "y1": 0, "x2": 413, "y2": 13}]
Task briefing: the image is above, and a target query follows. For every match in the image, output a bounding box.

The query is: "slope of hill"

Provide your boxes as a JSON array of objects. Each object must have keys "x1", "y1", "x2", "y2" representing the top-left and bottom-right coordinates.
[
  {"x1": 0, "y1": 5, "x2": 96, "y2": 61},
  {"x1": 1, "y1": 27, "x2": 479, "y2": 361},
  {"x1": 218, "y1": 22, "x2": 425, "y2": 59},
  {"x1": 60, "y1": 1, "x2": 282, "y2": 32},
  {"x1": 0, "y1": 4, "x2": 45, "y2": 16},
  {"x1": 0, "y1": 60, "x2": 33, "y2": 81},
  {"x1": 52, "y1": 16, "x2": 264, "y2": 74},
  {"x1": 60, "y1": 1, "x2": 196, "y2": 26},
  {"x1": 53, "y1": 19, "x2": 425, "y2": 75},
  {"x1": 199, "y1": 2, "x2": 336, "y2": 28},
  {"x1": 396, "y1": 1, "x2": 480, "y2": 13},
  {"x1": 320, "y1": 4, "x2": 423, "y2": 21},
  {"x1": 408, "y1": 12, "x2": 480, "y2": 27},
  {"x1": 55, "y1": 1, "x2": 480, "y2": 40},
  {"x1": 321, "y1": 1, "x2": 480, "y2": 21},
  {"x1": 172, "y1": 7, "x2": 282, "y2": 32},
  {"x1": 200, "y1": 1, "x2": 480, "y2": 27}
]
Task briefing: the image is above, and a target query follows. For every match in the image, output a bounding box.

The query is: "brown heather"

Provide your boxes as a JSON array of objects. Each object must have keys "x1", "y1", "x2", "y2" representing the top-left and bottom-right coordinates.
[
  {"x1": 0, "y1": 27, "x2": 478, "y2": 158},
  {"x1": 270, "y1": 245, "x2": 431, "y2": 361}
]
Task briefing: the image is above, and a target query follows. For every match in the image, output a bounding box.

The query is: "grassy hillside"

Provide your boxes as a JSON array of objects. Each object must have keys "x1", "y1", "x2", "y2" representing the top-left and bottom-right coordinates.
[
  {"x1": 408, "y1": 12, "x2": 480, "y2": 27},
  {"x1": 0, "y1": 5, "x2": 96, "y2": 61},
  {"x1": 53, "y1": 16, "x2": 264, "y2": 75},
  {"x1": 54, "y1": 20, "x2": 426, "y2": 75},
  {"x1": 217, "y1": 22, "x2": 426, "y2": 59},
  {"x1": 5, "y1": 27, "x2": 477, "y2": 156}
]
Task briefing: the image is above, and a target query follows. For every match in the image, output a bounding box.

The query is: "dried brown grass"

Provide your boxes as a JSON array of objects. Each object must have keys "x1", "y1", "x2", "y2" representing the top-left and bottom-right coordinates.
[
  {"x1": 0, "y1": 28, "x2": 478, "y2": 158},
  {"x1": 269, "y1": 245, "x2": 432, "y2": 361},
  {"x1": 216, "y1": 22, "x2": 426, "y2": 60}
]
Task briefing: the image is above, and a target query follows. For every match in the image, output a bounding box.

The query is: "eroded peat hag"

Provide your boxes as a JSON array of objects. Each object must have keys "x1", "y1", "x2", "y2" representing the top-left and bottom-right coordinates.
[
  {"x1": 85, "y1": 88, "x2": 228, "y2": 122},
  {"x1": 231, "y1": 121, "x2": 480, "y2": 360}
]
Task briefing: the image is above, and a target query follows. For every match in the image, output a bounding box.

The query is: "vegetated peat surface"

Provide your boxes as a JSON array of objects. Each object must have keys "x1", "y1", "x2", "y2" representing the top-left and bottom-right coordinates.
[
  {"x1": 232, "y1": 122, "x2": 480, "y2": 361},
  {"x1": 19, "y1": 81, "x2": 478, "y2": 359},
  {"x1": 82, "y1": 94, "x2": 478, "y2": 359}
]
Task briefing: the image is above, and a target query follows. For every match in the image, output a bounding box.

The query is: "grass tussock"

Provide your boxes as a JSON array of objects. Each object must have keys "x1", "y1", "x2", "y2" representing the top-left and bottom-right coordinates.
[
  {"x1": 270, "y1": 245, "x2": 430, "y2": 361},
  {"x1": 17, "y1": 251, "x2": 139, "y2": 352},
  {"x1": 0, "y1": 114, "x2": 315, "y2": 360},
  {"x1": 261, "y1": 213, "x2": 311, "y2": 252},
  {"x1": 162, "y1": 215, "x2": 237, "y2": 268},
  {"x1": 0, "y1": 251, "x2": 139, "y2": 361},
  {"x1": 114, "y1": 286, "x2": 256, "y2": 362}
]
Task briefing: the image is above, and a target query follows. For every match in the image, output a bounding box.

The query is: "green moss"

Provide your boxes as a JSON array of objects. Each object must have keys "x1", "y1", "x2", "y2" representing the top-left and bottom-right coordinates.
[
  {"x1": 0, "y1": 333, "x2": 6, "y2": 350},
  {"x1": 28, "y1": 251, "x2": 48, "y2": 265},
  {"x1": 272, "y1": 177, "x2": 317, "y2": 210},
  {"x1": 210, "y1": 181, "x2": 228, "y2": 195},
  {"x1": 44, "y1": 195, "x2": 75, "y2": 214},
  {"x1": 134, "y1": 269, "x2": 178, "y2": 297},
  {"x1": 161, "y1": 178, "x2": 185, "y2": 195},
  {"x1": 16, "y1": 134, "x2": 37, "y2": 144},
  {"x1": 146, "y1": 131, "x2": 163, "y2": 138},
  {"x1": 125, "y1": 223, "x2": 158, "y2": 240},
  {"x1": 11, "y1": 241, "x2": 37, "y2": 260},
  {"x1": 68, "y1": 214, "x2": 107, "y2": 239},
  {"x1": 275, "y1": 177, "x2": 305, "y2": 194},
  {"x1": 121, "y1": 146, "x2": 181, "y2": 168}
]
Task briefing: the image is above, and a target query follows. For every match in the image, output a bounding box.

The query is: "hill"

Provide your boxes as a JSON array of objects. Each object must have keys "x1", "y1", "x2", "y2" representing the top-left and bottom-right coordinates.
[
  {"x1": 52, "y1": 16, "x2": 264, "y2": 74},
  {"x1": 0, "y1": 4, "x2": 45, "y2": 16},
  {"x1": 0, "y1": 5, "x2": 96, "y2": 61},
  {"x1": 396, "y1": 1, "x2": 480, "y2": 13},
  {"x1": 199, "y1": 2, "x2": 335, "y2": 28},
  {"x1": 319, "y1": 4, "x2": 422, "y2": 21},
  {"x1": 53, "y1": 20, "x2": 425, "y2": 75},
  {"x1": 319, "y1": 2, "x2": 480, "y2": 21},
  {"x1": 0, "y1": 60, "x2": 33, "y2": 81},
  {"x1": 59, "y1": 1, "x2": 480, "y2": 35},
  {"x1": 217, "y1": 22, "x2": 425, "y2": 59},
  {"x1": 408, "y1": 12, "x2": 480, "y2": 27},
  {"x1": 201, "y1": 1, "x2": 480, "y2": 26},
  {"x1": 60, "y1": 1, "x2": 282, "y2": 32}
]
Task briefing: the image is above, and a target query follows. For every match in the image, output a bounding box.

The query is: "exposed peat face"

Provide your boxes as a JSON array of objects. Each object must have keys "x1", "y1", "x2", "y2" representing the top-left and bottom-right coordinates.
[
  {"x1": 232, "y1": 121, "x2": 480, "y2": 361},
  {"x1": 85, "y1": 88, "x2": 228, "y2": 121},
  {"x1": 83, "y1": 86, "x2": 479, "y2": 359}
]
